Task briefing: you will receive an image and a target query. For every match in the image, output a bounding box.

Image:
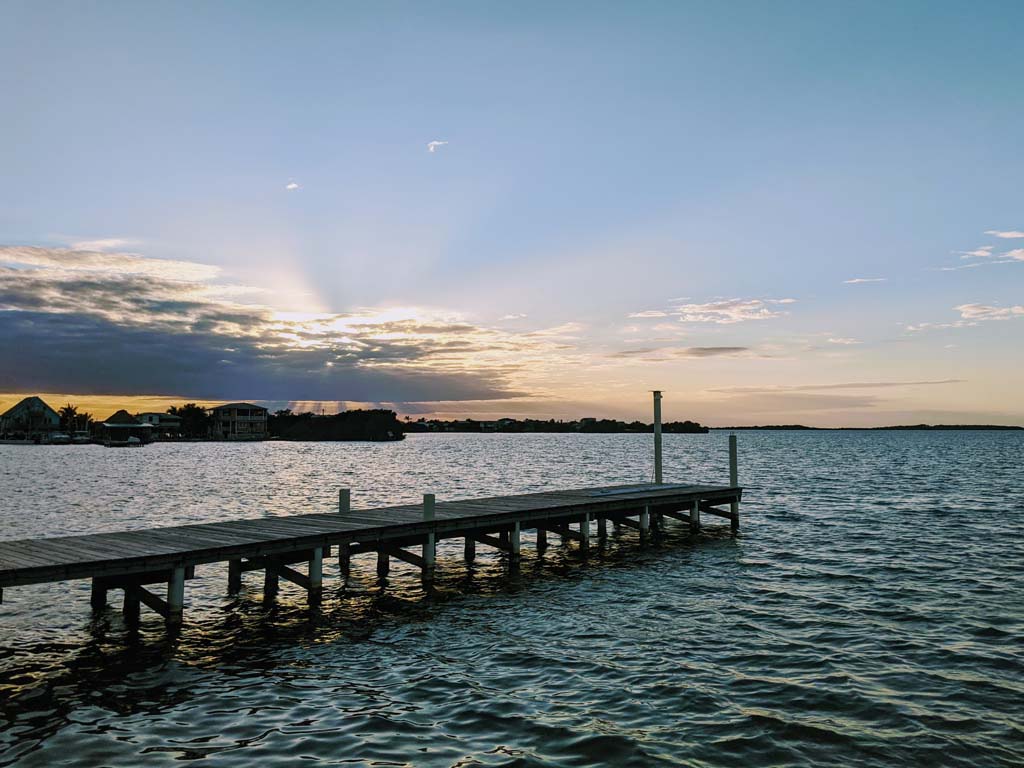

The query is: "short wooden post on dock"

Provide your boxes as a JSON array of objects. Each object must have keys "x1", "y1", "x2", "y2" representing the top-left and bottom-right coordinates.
[
  {"x1": 464, "y1": 536, "x2": 476, "y2": 563},
  {"x1": 422, "y1": 493, "x2": 436, "y2": 578},
  {"x1": 690, "y1": 499, "x2": 700, "y2": 533},
  {"x1": 309, "y1": 548, "x2": 323, "y2": 596},
  {"x1": 228, "y1": 560, "x2": 242, "y2": 593},
  {"x1": 339, "y1": 487, "x2": 350, "y2": 514},
  {"x1": 91, "y1": 579, "x2": 107, "y2": 609},
  {"x1": 167, "y1": 566, "x2": 185, "y2": 622}
]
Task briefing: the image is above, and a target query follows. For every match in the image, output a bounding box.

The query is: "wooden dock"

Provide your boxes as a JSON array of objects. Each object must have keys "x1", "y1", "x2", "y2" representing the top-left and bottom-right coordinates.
[{"x1": 0, "y1": 482, "x2": 741, "y2": 625}]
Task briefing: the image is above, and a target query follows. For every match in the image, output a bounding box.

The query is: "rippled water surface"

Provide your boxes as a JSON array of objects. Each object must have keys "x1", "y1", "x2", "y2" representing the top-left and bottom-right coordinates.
[{"x1": 0, "y1": 432, "x2": 1022, "y2": 767}]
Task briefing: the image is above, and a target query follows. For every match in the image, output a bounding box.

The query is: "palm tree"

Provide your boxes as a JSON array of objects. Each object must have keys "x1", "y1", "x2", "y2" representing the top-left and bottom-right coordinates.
[{"x1": 58, "y1": 403, "x2": 78, "y2": 432}]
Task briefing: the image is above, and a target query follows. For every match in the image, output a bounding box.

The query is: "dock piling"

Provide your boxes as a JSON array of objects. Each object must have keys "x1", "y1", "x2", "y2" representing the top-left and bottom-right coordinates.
[
  {"x1": 580, "y1": 513, "x2": 591, "y2": 550},
  {"x1": 422, "y1": 493, "x2": 436, "y2": 578},
  {"x1": 690, "y1": 499, "x2": 700, "y2": 533},
  {"x1": 639, "y1": 506, "x2": 651, "y2": 540},
  {"x1": 536, "y1": 527, "x2": 547, "y2": 551},
  {"x1": 228, "y1": 560, "x2": 242, "y2": 593},
  {"x1": 464, "y1": 536, "x2": 476, "y2": 563},
  {"x1": 167, "y1": 566, "x2": 185, "y2": 622},
  {"x1": 338, "y1": 543, "x2": 351, "y2": 576},
  {"x1": 729, "y1": 435, "x2": 739, "y2": 521},
  {"x1": 90, "y1": 579, "x2": 107, "y2": 609},
  {"x1": 653, "y1": 390, "x2": 663, "y2": 484},
  {"x1": 309, "y1": 548, "x2": 323, "y2": 594},
  {"x1": 376, "y1": 550, "x2": 390, "y2": 578},
  {"x1": 510, "y1": 521, "x2": 521, "y2": 561}
]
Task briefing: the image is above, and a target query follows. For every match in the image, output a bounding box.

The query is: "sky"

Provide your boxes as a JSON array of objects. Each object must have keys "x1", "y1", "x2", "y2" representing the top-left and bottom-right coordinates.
[{"x1": 1, "y1": 0, "x2": 1022, "y2": 426}]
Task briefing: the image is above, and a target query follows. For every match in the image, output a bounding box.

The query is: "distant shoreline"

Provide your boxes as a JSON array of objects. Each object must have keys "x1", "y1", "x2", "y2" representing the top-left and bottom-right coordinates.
[{"x1": 712, "y1": 424, "x2": 1023, "y2": 431}]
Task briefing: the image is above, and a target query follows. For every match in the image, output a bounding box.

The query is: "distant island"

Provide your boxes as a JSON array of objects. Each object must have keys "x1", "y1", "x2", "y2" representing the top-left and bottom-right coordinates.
[
  {"x1": 718, "y1": 424, "x2": 1023, "y2": 431},
  {"x1": 403, "y1": 417, "x2": 709, "y2": 434}
]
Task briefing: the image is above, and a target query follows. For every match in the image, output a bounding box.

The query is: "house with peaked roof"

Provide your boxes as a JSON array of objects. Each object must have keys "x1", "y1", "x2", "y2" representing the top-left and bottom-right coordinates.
[
  {"x1": 0, "y1": 396, "x2": 60, "y2": 438},
  {"x1": 97, "y1": 410, "x2": 153, "y2": 446}
]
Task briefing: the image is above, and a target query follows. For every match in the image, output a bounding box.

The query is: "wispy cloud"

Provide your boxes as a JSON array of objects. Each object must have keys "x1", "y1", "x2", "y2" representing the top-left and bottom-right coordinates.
[
  {"x1": 957, "y1": 246, "x2": 994, "y2": 259},
  {"x1": 627, "y1": 310, "x2": 669, "y2": 318},
  {"x1": 285, "y1": 181, "x2": 300, "y2": 191},
  {"x1": 906, "y1": 302, "x2": 1024, "y2": 332},
  {"x1": 843, "y1": 277, "x2": 887, "y2": 284},
  {"x1": 427, "y1": 140, "x2": 448, "y2": 153},
  {"x1": 673, "y1": 298, "x2": 794, "y2": 324},
  {"x1": 69, "y1": 238, "x2": 139, "y2": 252},
  {"x1": 985, "y1": 230, "x2": 1024, "y2": 239},
  {"x1": 827, "y1": 337, "x2": 862, "y2": 345},
  {"x1": 954, "y1": 303, "x2": 1024, "y2": 321},
  {"x1": 501, "y1": 313, "x2": 527, "y2": 320},
  {"x1": 710, "y1": 379, "x2": 963, "y2": 394}
]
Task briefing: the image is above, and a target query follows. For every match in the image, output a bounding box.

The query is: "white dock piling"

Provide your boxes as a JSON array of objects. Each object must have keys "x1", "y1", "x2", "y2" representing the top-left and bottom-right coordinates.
[
  {"x1": 167, "y1": 566, "x2": 185, "y2": 622},
  {"x1": 653, "y1": 390, "x2": 663, "y2": 484}
]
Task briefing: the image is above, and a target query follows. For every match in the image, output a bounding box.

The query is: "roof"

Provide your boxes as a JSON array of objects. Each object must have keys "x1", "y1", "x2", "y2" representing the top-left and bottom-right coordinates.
[
  {"x1": 138, "y1": 412, "x2": 182, "y2": 421},
  {"x1": 1, "y1": 396, "x2": 59, "y2": 420},
  {"x1": 211, "y1": 402, "x2": 267, "y2": 411},
  {"x1": 102, "y1": 409, "x2": 143, "y2": 426}
]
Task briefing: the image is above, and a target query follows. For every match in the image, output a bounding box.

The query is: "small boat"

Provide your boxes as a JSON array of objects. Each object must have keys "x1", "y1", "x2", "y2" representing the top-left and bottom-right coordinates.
[
  {"x1": 104, "y1": 435, "x2": 145, "y2": 448},
  {"x1": 72, "y1": 431, "x2": 92, "y2": 445},
  {"x1": 49, "y1": 432, "x2": 72, "y2": 445}
]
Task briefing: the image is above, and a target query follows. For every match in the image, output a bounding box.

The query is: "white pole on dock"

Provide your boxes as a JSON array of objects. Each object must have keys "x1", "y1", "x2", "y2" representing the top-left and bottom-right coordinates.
[
  {"x1": 729, "y1": 434, "x2": 739, "y2": 518},
  {"x1": 653, "y1": 390, "x2": 663, "y2": 484}
]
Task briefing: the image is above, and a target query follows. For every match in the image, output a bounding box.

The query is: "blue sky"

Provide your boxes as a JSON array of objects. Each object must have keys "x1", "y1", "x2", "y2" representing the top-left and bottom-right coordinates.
[{"x1": 2, "y1": 1, "x2": 1022, "y2": 425}]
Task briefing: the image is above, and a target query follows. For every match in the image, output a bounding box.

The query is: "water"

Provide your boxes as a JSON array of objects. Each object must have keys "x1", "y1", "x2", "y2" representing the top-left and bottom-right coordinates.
[{"x1": 0, "y1": 432, "x2": 1021, "y2": 767}]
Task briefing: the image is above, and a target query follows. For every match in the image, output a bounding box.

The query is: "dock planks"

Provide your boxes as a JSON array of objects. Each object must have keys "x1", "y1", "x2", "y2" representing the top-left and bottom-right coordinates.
[{"x1": 0, "y1": 483, "x2": 742, "y2": 597}]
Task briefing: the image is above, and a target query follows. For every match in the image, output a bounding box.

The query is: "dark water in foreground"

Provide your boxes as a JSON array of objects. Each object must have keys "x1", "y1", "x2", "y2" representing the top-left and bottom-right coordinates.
[{"x1": 0, "y1": 432, "x2": 1021, "y2": 767}]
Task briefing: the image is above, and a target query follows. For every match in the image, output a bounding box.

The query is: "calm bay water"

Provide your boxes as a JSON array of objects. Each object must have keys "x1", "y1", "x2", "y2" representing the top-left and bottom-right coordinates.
[{"x1": 0, "y1": 431, "x2": 1021, "y2": 767}]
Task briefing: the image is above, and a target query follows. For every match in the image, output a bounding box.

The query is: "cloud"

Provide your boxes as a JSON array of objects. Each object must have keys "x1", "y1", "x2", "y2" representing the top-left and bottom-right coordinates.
[
  {"x1": 285, "y1": 181, "x2": 300, "y2": 191},
  {"x1": 0, "y1": 245, "x2": 607, "y2": 403},
  {"x1": 501, "y1": 313, "x2": 527, "y2": 320},
  {"x1": 957, "y1": 246, "x2": 994, "y2": 259},
  {"x1": 676, "y1": 346, "x2": 749, "y2": 357},
  {"x1": 827, "y1": 337, "x2": 862, "y2": 345},
  {"x1": 69, "y1": 238, "x2": 138, "y2": 252},
  {"x1": 427, "y1": 141, "x2": 448, "y2": 153},
  {"x1": 608, "y1": 346, "x2": 751, "y2": 360},
  {"x1": 954, "y1": 303, "x2": 1024, "y2": 321},
  {"x1": 985, "y1": 230, "x2": 1024, "y2": 239},
  {"x1": 843, "y1": 277, "x2": 887, "y2": 284},
  {"x1": 627, "y1": 310, "x2": 669, "y2": 318},
  {"x1": 1, "y1": 245, "x2": 220, "y2": 281},
  {"x1": 672, "y1": 298, "x2": 794, "y2": 324},
  {"x1": 710, "y1": 379, "x2": 963, "y2": 394},
  {"x1": 1005, "y1": 249, "x2": 1024, "y2": 261}
]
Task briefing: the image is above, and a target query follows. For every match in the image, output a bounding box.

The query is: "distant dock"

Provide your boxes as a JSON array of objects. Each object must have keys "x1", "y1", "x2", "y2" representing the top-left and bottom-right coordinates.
[{"x1": 0, "y1": 482, "x2": 741, "y2": 626}]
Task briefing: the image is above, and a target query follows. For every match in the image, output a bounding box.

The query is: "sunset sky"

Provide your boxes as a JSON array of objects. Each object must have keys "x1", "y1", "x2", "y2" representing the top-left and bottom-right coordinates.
[{"x1": 2, "y1": 1, "x2": 1022, "y2": 426}]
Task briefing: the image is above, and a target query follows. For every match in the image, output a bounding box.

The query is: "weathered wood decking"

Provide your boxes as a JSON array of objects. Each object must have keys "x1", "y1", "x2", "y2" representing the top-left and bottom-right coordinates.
[{"x1": 0, "y1": 482, "x2": 742, "y2": 624}]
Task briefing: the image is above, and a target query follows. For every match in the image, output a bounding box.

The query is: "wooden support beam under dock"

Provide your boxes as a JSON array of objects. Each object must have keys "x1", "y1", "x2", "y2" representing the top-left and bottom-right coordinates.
[{"x1": 0, "y1": 483, "x2": 741, "y2": 624}]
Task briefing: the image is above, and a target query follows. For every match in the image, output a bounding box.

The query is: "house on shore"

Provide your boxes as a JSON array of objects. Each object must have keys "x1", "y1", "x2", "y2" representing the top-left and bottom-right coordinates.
[
  {"x1": 137, "y1": 412, "x2": 182, "y2": 439},
  {"x1": 210, "y1": 403, "x2": 268, "y2": 440},
  {"x1": 0, "y1": 396, "x2": 61, "y2": 439},
  {"x1": 97, "y1": 410, "x2": 153, "y2": 446}
]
